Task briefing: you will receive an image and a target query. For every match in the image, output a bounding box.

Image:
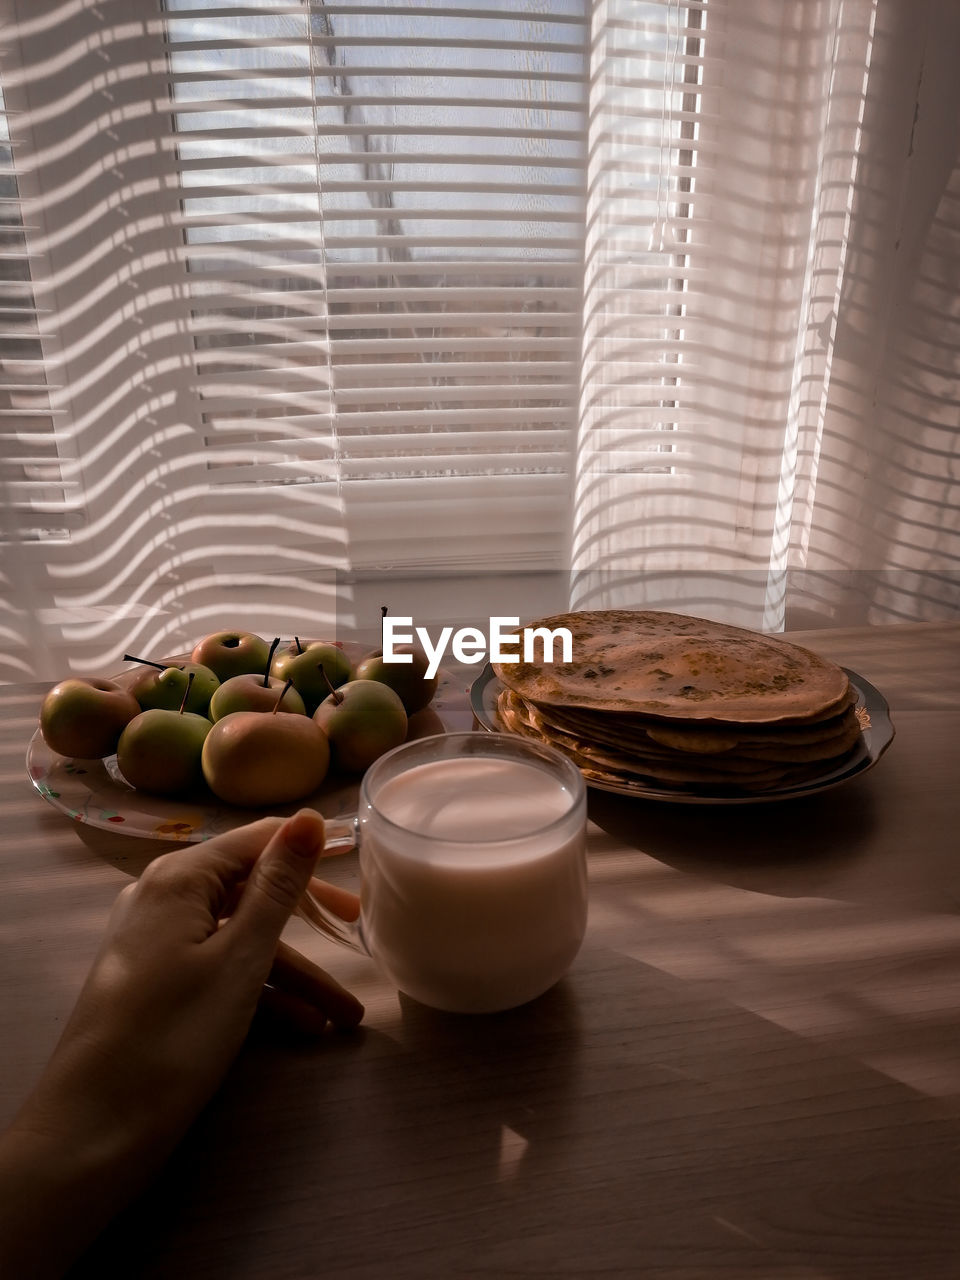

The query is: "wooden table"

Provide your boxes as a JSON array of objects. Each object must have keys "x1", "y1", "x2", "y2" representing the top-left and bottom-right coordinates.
[{"x1": 2, "y1": 623, "x2": 959, "y2": 1278}]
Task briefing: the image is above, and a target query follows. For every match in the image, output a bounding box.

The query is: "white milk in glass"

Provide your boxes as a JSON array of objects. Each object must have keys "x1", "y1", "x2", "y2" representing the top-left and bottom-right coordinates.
[{"x1": 360, "y1": 755, "x2": 587, "y2": 1013}]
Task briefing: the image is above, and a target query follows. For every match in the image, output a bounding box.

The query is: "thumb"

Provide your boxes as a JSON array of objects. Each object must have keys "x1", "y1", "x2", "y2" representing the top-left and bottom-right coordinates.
[{"x1": 225, "y1": 809, "x2": 325, "y2": 955}]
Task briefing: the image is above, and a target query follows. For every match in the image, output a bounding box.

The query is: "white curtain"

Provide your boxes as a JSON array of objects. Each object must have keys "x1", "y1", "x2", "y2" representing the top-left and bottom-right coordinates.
[
  {"x1": 1, "y1": 0, "x2": 958, "y2": 682},
  {"x1": 573, "y1": 0, "x2": 960, "y2": 629}
]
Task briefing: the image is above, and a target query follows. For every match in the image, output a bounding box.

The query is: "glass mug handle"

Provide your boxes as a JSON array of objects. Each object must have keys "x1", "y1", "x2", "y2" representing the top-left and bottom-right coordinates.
[{"x1": 295, "y1": 813, "x2": 368, "y2": 954}]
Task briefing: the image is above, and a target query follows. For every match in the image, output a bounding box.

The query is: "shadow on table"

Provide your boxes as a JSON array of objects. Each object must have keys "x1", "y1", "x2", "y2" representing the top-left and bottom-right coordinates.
[
  {"x1": 586, "y1": 776, "x2": 882, "y2": 901},
  {"x1": 72, "y1": 823, "x2": 182, "y2": 877},
  {"x1": 67, "y1": 947, "x2": 960, "y2": 1280}
]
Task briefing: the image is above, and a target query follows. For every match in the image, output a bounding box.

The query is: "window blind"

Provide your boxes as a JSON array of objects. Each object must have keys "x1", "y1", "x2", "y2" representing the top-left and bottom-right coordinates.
[
  {"x1": 0, "y1": 0, "x2": 707, "y2": 676},
  {"x1": 1, "y1": 0, "x2": 953, "y2": 679},
  {"x1": 163, "y1": 0, "x2": 590, "y2": 569}
]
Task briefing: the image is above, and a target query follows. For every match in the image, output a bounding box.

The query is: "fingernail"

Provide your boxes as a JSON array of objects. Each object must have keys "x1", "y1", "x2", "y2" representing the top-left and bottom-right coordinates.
[{"x1": 284, "y1": 809, "x2": 325, "y2": 857}]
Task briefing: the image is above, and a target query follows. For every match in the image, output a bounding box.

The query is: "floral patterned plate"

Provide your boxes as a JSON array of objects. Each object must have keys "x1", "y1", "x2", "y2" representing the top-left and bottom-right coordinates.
[{"x1": 27, "y1": 658, "x2": 475, "y2": 842}]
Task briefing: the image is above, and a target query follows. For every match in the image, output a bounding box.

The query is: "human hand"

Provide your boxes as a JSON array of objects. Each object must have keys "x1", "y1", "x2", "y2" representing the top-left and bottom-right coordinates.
[{"x1": 0, "y1": 809, "x2": 363, "y2": 1279}]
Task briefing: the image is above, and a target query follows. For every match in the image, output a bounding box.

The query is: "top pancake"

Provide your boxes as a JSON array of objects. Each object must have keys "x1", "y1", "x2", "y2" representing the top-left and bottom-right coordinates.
[{"x1": 493, "y1": 609, "x2": 851, "y2": 725}]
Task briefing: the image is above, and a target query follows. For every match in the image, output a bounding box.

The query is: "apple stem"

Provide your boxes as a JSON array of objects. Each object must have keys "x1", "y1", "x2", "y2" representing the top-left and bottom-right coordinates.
[
  {"x1": 321, "y1": 667, "x2": 344, "y2": 705},
  {"x1": 178, "y1": 671, "x2": 195, "y2": 715},
  {"x1": 123, "y1": 653, "x2": 167, "y2": 672},
  {"x1": 264, "y1": 637, "x2": 280, "y2": 687},
  {"x1": 294, "y1": 635, "x2": 304, "y2": 655},
  {"x1": 380, "y1": 604, "x2": 387, "y2": 649},
  {"x1": 273, "y1": 678, "x2": 295, "y2": 713}
]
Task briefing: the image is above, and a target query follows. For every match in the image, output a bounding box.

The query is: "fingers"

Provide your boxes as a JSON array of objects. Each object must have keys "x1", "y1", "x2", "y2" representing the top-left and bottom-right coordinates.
[
  {"x1": 99, "y1": 817, "x2": 286, "y2": 951},
  {"x1": 125, "y1": 817, "x2": 285, "y2": 910},
  {"x1": 220, "y1": 810, "x2": 326, "y2": 957},
  {"x1": 253, "y1": 985, "x2": 331, "y2": 1038},
  {"x1": 308, "y1": 876, "x2": 361, "y2": 923},
  {"x1": 268, "y1": 940, "x2": 364, "y2": 1029},
  {"x1": 178, "y1": 816, "x2": 287, "y2": 879},
  {"x1": 124, "y1": 812, "x2": 365, "y2": 1038}
]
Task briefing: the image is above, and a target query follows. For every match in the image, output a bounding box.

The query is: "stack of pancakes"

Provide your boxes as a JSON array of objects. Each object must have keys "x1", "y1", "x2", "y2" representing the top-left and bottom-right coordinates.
[{"x1": 493, "y1": 610, "x2": 864, "y2": 796}]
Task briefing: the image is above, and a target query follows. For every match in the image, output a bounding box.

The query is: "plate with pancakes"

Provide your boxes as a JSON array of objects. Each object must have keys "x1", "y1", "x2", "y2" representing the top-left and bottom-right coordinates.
[{"x1": 471, "y1": 610, "x2": 894, "y2": 804}]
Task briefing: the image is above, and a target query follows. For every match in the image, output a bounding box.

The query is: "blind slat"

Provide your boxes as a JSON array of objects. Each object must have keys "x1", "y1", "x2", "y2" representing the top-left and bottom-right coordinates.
[
  {"x1": 158, "y1": 0, "x2": 692, "y2": 549},
  {"x1": 167, "y1": 5, "x2": 588, "y2": 23}
]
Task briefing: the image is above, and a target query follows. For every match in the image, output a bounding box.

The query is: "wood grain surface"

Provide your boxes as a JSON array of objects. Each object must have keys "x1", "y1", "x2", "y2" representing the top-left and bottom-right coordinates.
[{"x1": 1, "y1": 623, "x2": 958, "y2": 1278}]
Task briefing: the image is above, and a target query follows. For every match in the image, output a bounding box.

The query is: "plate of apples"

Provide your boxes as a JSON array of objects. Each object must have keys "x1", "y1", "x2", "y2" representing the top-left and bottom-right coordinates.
[{"x1": 28, "y1": 630, "x2": 469, "y2": 842}]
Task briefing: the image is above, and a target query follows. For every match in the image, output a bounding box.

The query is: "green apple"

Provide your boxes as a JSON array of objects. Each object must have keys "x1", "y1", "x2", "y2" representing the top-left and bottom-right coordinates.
[
  {"x1": 208, "y1": 672, "x2": 306, "y2": 721},
  {"x1": 190, "y1": 630, "x2": 271, "y2": 682},
  {"x1": 201, "y1": 709, "x2": 330, "y2": 807},
  {"x1": 116, "y1": 706, "x2": 212, "y2": 796},
  {"x1": 271, "y1": 638, "x2": 353, "y2": 714},
  {"x1": 125, "y1": 657, "x2": 220, "y2": 716},
  {"x1": 39, "y1": 678, "x2": 141, "y2": 759},
  {"x1": 355, "y1": 644, "x2": 438, "y2": 714},
  {"x1": 313, "y1": 680, "x2": 407, "y2": 774}
]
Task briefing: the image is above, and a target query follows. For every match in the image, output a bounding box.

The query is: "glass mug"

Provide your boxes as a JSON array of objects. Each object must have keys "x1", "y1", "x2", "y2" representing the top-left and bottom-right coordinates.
[{"x1": 299, "y1": 732, "x2": 588, "y2": 1014}]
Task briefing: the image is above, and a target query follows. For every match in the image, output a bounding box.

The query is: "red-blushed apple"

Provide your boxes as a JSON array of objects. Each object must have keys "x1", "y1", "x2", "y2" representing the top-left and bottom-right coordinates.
[
  {"x1": 271, "y1": 638, "x2": 352, "y2": 713},
  {"x1": 355, "y1": 644, "x2": 438, "y2": 714},
  {"x1": 208, "y1": 672, "x2": 306, "y2": 721},
  {"x1": 201, "y1": 708, "x2": 330, "y2": 806},
  {"x1": 116, "y1": 706, "x2": 212, "y2": 797},
  {"x1": 191, "y1": 630, "x2": 271, "y2": 682},
  {"x1": 39, "y1": 678, "x2": 141, "y2": 759},
  {"x1": 314, "y1": 680, "x2": 407, "y2": 774}
]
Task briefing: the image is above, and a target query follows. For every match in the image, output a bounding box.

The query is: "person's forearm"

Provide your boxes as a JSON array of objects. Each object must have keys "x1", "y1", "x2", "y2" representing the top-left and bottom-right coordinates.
[
  {"x1": 0, "y1": 1118, "x2": 132, "y2": 1278},
  {"x1": 0, "y1": 814, "x2": 353, "y2": 1277},
  {"x1": 0, "y1": 1087, "x2": 181, "y2": 1280}
]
